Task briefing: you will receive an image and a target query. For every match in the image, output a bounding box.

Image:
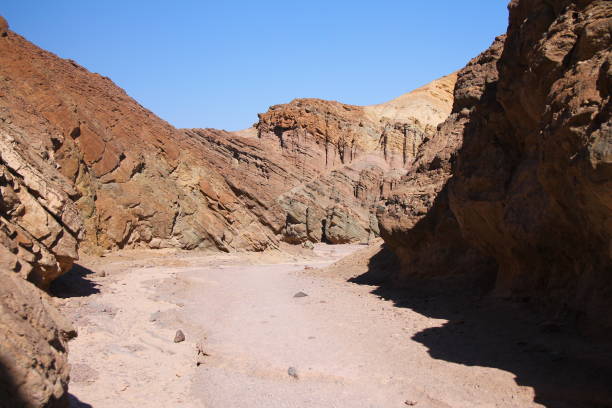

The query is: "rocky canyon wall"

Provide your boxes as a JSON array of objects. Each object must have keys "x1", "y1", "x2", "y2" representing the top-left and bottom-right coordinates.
[
  {"x1": 188, "y1": 74, "x2": 456, "y2": 245},
  {"x1": 0, "y1": 21, "x2": 459, "y2": 255},
  {"x1": 379, "y1": 37, "x2": 505, "y2": 285},
  {"x1": 0, "y1": 26, "x2": 276, "y2": 255},
  {"x1": 380, "y1": 0, "x2": 612, "y2": 334}
]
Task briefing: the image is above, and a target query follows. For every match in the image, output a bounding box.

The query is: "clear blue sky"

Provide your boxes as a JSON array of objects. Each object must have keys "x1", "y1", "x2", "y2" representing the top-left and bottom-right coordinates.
[{"x1": 3, "y1": 1, "x2": 508, "y2": 131}]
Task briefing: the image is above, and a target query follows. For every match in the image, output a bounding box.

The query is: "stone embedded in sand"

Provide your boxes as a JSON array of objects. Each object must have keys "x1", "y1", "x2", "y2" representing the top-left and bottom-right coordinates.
[
  {"x1": 293, "y1": 291, "x2": 309, "y2": 298},
  {"x1": 174, "y1": 330, "x2": 186, "y2": 343},
  {"x1": 287, "y1": 366, "x2": 299, "y2": 379}
]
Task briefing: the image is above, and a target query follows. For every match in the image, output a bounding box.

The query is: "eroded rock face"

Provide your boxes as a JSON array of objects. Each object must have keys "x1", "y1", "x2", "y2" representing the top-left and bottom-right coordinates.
[
  {"x1": 379, "y1": 37, "x2": 505, "y2": 282},
  {"x1": 0, "y1": 125, "x2": 83, "y2": 289},
  {"x1": 381, "y1": 0, "x2": 612, "y2": 334},
  {"x1": 0, "y1": 270, "x2": 75, "y2": 408},
  {"x1": 0, "y1": 26, "x2": 276, "y2": 254},
  {"x1": 0, "y1": 20, "x2": 81, "y2": 407},
  {"x1": 448, "y1": 0, "x2": 611, "y2": 331},
  {"x1": 188, "y1": 74, "x2": 456, "y2": 245}
]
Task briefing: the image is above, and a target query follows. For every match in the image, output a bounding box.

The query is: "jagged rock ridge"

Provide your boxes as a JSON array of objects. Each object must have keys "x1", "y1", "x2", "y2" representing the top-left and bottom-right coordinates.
[
  {"x1": 0, "y1": 27, "x2": 277, "y2": 254},
  {"x1": 187, "y1": 74, "x2": 457, "y2": 245}
]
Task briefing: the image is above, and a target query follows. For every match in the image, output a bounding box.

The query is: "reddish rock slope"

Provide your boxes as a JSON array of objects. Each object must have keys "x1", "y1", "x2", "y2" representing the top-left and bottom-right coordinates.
[
  {"x1": 0, "y1": 27, "x2": 276, "y2": 254},
  {"x1": 1, "y1": 18, "x2": 82, "y2": 408}
]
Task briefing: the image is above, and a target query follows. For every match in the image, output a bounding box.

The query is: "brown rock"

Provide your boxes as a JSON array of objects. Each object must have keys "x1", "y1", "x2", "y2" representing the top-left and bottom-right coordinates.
[
  {"x1": 174, "y1": 330, "x2": 185, "y2": 343},
  {"x1": 0, "y1": 270, "x2": 76, "y2": 408},
  {"x1": 185, "y1": 74, "x2": 456, "y2": 246},
  {"x1": 0, "y1": 126, "x2": 83, "y2": 289},
  {"x1": 380, "y1": 0, "x2": 612, "y2": 335},
  {"x1": 448, "y1": 0, "x2": 612, "y2": 333},
  {"x1": 0, "y1": 30, "x2": 276, "y2": 254},
  {"x1": 0, "y1": 15, "x2": 8, "y2": 37},
  {"x1": 378, "y1": 37, "x2": 505, "y2": 284}
]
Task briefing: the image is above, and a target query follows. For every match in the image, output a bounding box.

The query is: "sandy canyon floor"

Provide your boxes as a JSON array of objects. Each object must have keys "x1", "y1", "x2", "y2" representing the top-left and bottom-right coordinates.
[{"x1": 52, "y1": 244, "x2": 610, "y2": 408}]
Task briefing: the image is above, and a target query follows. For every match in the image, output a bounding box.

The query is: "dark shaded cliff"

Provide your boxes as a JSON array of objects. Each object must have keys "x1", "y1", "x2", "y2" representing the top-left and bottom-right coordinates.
[{"x1": 380, "y1": 0, "x2": 612, "y2": 335}]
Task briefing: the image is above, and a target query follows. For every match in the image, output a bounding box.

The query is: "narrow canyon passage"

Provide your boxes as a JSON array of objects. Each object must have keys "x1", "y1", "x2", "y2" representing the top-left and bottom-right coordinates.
[{"x1": 61, "y1": 245, "x2": 543, "y2": 408}]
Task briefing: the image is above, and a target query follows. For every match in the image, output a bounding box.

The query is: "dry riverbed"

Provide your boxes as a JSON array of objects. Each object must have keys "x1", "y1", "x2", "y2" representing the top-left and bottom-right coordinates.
[{"x1": 53, "y1": 243, "x2": 605, "y2": 408}]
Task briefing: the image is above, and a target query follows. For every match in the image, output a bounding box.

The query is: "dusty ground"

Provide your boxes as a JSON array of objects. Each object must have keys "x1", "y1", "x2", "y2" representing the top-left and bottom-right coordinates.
[{"x1": 53, "y1": 243, "x2": 612, "y2": 408}]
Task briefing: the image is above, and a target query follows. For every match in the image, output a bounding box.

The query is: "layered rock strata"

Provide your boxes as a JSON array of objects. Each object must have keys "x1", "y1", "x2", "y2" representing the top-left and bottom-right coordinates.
[
  {"x1": 0, "y1": 17, "x2": 78, "y2": 408},
  {"x1": 0, "y1": 26, "x2": 276, "y2": 253},
  {"x1": 188, "y1": 74, "x2": 456, "y2": 245}
]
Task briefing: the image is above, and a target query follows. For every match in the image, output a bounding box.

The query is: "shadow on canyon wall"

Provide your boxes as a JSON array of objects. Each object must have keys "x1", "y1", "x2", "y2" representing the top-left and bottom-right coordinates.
[
  {"x1": 0, "y1": 359, "x2": 28, "y2": 408},
  {"x1": 349, "y1": 246, "x2": 612, "y2": 408}
]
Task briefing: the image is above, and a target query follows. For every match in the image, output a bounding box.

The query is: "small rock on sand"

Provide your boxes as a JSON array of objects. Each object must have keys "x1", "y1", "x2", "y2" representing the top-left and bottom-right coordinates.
[
  {"x1": 288, "y1": 366, "x2": 298, "y2": 379},
  {"x1": 293, "y1": 291, "x2": 308, "y2": 298},
  {"x1": 404, "y1": 400, "x2": 418, "y2": 406},
  {"x1": 174, "y1": 330, "x2": 185, "y2": 343}
]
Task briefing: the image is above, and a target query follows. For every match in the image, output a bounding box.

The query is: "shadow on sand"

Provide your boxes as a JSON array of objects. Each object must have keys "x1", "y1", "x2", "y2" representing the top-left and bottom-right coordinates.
[
  {"x1": 51, "y1": 263, "x2": 100, "y2": 298},
  {"x1": 349, "y1": 246, "x2": 612, "y2": 408},
  {"x1": 68, "y1": 393, "x2": 93, "y2": 408}
]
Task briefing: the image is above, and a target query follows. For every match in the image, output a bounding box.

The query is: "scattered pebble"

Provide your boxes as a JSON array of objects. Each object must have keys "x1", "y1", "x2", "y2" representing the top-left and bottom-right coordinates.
[
  {"x1": 287, "y1": 366, "x2": 299, "y2": 379},
  {"x1": 404, "y1": 400, "x2": 418, "y2": 406},
  {"x1": 174, "y1": 329, "x2": 185, "y2": 343},
  {"x1": 293, "y1": 291, "x2": 308, "y2": 298}
]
